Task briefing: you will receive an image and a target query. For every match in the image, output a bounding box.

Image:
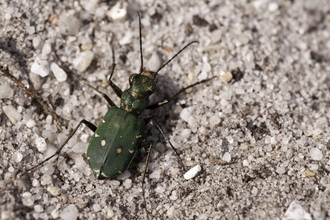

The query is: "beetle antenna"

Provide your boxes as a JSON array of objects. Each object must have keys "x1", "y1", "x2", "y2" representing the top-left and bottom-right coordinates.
[
  {"x1": 153, "y1": 41, "x2": 199, "y2": 78},
  {"x1": 137, "y1": 12, "x2": 144, "y2": 74}
]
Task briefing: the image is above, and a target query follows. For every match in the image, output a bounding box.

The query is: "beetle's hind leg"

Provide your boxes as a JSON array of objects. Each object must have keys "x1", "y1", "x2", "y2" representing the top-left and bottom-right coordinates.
[
  {"x1": 26, "y1": 119, "x2": 97, "y2": 172},
  {"x1": 143, "y1": 116, "x2": 186, "y2": 171},
  {"x1": 139, "y1": 140, "x2": 152, "y2": 220}
]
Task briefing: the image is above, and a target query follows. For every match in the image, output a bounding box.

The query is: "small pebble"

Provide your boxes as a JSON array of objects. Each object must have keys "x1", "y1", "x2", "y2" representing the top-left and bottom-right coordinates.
[
  {"x1": 80, "y1": 0, "x2": 98, "y2": 11},
  {"x1": 246, "y1": 52, "x2": 254, "y2": 63},
  {"x1": 149, "y1": 169, "x2": 161, "y2": 180},
  {"x1": 72, "y1": 51, "x2": 94, "y2": 72},
  {"x1": 198, "y1": 126, "x2": 207, "y2": 135},
  {"x1": 211, "y1": 29, "x2": 223, "y2": 43},
  {"x1": 34, "y1": 204, "x2": 44, "y2": 213},
  {"x1": 26, "y1": 26, "x2": 35, "y2": 35},
  {"x1": 32, "y1": 179, "x2": 39, "y2": 187},
  {"x1": 0, "y1": 82, "x2": 14, "y2": 99},
  {"x1": 40, "y1": 174, "x2": 52, "y2": 185},
  {"x1": 220, "y1": 71, "x2": 232, "y2": 83},
  {"x1": 276, "y1": 166, "x2": 286, "y2": 174},
  {"x1": 181, "y1": 129, "x2": 191, "y2": 139},
  {"x1": 22, "y1": 192, "x2": 34, "y2": 207},
  {"x1": 148, "y1": 51, "x2": 162, "y2": 72},
  {"x1": 200, "y1": 58, "x2": 211, "y2": 80},
  {"x1": 60, "y1": 204, "x2": 79, "y2": 220},
  {"x1": 3, "y1": 105, "x2": 22, "y2": 124},
  {"x1": 123, "y1": 179, "x2": 132, "y2": 189},
  {"x1": 32, "y1": 36, "x2": 41, "y2": 49},
  {"x1": 119, "y1": 31, "x2": 133, "y2": 45},
  {"x1": 169, "y1": 191, "x2": 178, "y2": 200},
  {"x1": 107, "y1": 208, "x2": 114, "y2": 218},
  {"x1": 51, "y1": 62, "x2": 67, "y2": 82},
  {"x1": 40, "y1": 164, "x2": 55, "y2": 175},
  {"x1": 251, "y1": 187, "x2": 258, "y2": 196},
  {"x1": 305, "y1": 169, "x2": 315, "y2": 177},
  {"x1": 42, "y1": 42, "x2": 52, "y2": 55},
  {"x1": 107, "y1": 2, "x2": 127, "y2": 21},
  {"x1": 35, "y1": 137, "x2": 47, "y2": 152},
  {"x1": 222, "y1": 152, "x2": 231, "y2": 162},
  {"x1": 31, "y1": 56, "x2": 50, "y2": 77},
  {"x1": 58, "y1": 13, "x2": 81, "y2": 35},
  {"x1": 93, "y1": 204, "x2": 101, "y2": 212},
  {"x1": 283, "y1": 201, "x2": 312, "y2": 220},
  {"x1": 180, "y1": 107, "x2": 194, "y2": 122},
  {"x1": 209, "y1": 115, "x2": 221, "y2": 128},
  {"x1": 47, "y1": 186, "x2": 62, "y2": 196},
  {"x1": 74, "y1": 155, "x2": 87, "y2": 172},
  {"x1": 26, "y1": 119, "x2": 36, "y2": 128},
  {"x1": 237, "y1": 34, "x2": 249, "y2": 45},
  {"x1": 310, "y1": 148, "x2": 323, "y2": 161},
  {"x1": 12, "y1": 152, "x2": 23, "y2": 163},
  {"x1": 155, "y1": 185, "x2": 166, "y2": 194},
  {"x1": 268, "y1": 2, "x2": 279, "y2": 12},
  {"x1": 184, "y1": 164, "x2": 202, "y2": 180}
]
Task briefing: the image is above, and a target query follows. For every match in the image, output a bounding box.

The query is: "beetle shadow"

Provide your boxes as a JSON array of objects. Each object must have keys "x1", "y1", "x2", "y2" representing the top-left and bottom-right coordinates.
[{"x1": 128, "y1": 72, "x2": 189, "y2": 176}]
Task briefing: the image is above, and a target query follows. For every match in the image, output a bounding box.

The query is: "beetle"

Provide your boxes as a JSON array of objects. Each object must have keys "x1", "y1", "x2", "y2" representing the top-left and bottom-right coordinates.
[{"x1": 27, "y1": 12, "x2": 214, "y2": 217}]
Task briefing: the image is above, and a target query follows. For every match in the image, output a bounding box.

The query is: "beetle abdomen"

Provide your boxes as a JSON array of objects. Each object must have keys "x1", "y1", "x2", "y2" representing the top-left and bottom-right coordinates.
[{"x1": 87, "y1": 107, "x2": 145, "y2": 178}]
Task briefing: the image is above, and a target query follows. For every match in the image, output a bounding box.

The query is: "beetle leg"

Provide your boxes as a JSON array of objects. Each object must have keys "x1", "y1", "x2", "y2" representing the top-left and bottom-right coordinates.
[
  {"x1": 140, "y1": 140, "x2": 152, "y2": 219},
  {"x1": 143, "y1": 116, "x2": 186, "y2": 171},
  {"x1": 107, "y1": 45, "x2": 123, "y2": 98},
  {"x1": 147, "y1": 76, "x2": 216, "y2": 109},
  {"x1": 26, "y1": 119, "x2": 97, "y2": 172},
  {"x1": 83, "y1": 82, "x2": 117, "y2": 107}
]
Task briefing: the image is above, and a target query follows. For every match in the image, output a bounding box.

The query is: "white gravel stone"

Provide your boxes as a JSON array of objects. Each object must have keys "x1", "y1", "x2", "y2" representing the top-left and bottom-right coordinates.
[
  {"x1": 12, "y1": 152, "x2": 23, "y2": 163},
  {"x1": 72, "y1": 51, "x2": 94, "y2": 72},
  {"x1": 47, "y1": 186, "x2": 61, "y2": 196},
  {"x1": 107, "y1": 2, "x2": 127, "y2": 21},
  {"x1": 22, "y1": 192, "x2": 34, "y2": 207},
  {"x1": 42, "y1": 42, "x2": 52, "y2": 55},
  {"x1": 181, "y1": 129, "x2": 191, "y2": 139},
  {"x1": 149, "y1": 169, "x2": 161, "y2": 180},
  {"x1": 310, "y1": 148, "x2": 323, "y2": 161},
  {"x1": 93, "y1": 204, "x2": 101, "y2": 212},
  {"x1": 184, "y1": 165, "x2": 202, "y2": 180},
  {"x1": 180, "y1": 107, "x2": 194, "y2": 122},
  {"x1": 31, "y1": 56, "x2": 49, "y2": 77},
  {"x1": 0, "y1": 82, "x2": 14, "y2": 99},
  {"x1": 51, "y1": 62, "x2": 67, "y2": 82},
  {"x1": 34, "y1": 204, "x2": 44, "y2": 213},
  {"x1": 119, "y1": 31, "x2": 133, "y2": 45},
  {"x1": 25, "y1": 119, "x2": 36, "y2": 128},
  {"x1": 220, "y1": 71, "x2": 232, "y2": 83},
  {"x1": 148, "y1": 51, "x2": 162, "y2": 72},
  {"x1": 35, "y1": 137, "x2": 47, "y2": 152},
  {"x1": 268, "y1": 2, "x2": 279, "y2": 12},
  {"x1": 60, "y1": 204, "x2": 79, "y2": 220},
  {"x1": 283, "y1": 201, "x2": 312, "y2": 220},
  {"x1": 3, "y1": 105, "x2": 22, "y2": 124},
  {"x1": 58, "y1": 13, "x2": 81, "y2": 35},
  {"x1": 222, "y1": 152, "x2": 231, "y2": 162}
]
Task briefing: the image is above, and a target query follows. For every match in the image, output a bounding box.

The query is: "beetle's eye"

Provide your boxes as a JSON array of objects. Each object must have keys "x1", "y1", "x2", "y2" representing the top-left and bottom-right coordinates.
[{"x1": 129, "y1": 74, "x2": 137, "y2": 86}]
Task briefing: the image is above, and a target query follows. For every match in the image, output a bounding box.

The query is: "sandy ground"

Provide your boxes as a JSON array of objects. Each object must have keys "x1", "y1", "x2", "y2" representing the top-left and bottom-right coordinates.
[{"x1": 1, "y1": 0, "x2": 330, "y2": 219}]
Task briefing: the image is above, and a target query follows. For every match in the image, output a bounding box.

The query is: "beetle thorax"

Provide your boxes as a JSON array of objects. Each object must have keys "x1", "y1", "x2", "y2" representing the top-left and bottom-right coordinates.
[{"x1": 120, "y1": 73, "x2": 155, "y2": 115}]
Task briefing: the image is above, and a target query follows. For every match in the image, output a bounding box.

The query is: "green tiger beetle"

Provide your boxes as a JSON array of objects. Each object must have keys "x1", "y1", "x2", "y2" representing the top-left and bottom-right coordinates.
[{"x1": 27, "y1": 12, "x2": 215, "y2": 218}]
